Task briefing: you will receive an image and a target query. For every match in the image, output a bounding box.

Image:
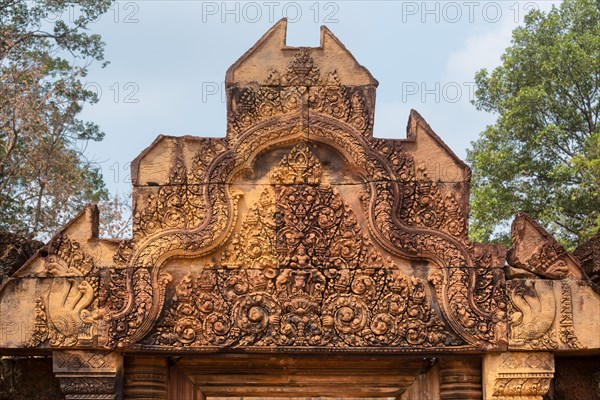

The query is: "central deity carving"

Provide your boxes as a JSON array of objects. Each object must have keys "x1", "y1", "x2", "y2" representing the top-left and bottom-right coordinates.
[
  {"x1": 148, "y1": 144, "x2": 461, "y2": 349},
  {"x1": 77, "y1": 39, "x2": 509, "y2": 352}
]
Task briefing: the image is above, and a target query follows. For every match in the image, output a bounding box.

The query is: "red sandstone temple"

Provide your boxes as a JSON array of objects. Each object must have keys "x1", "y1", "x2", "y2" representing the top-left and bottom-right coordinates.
[{"x1": 0, "y1": 20, "x2": 598, "y2": 400}]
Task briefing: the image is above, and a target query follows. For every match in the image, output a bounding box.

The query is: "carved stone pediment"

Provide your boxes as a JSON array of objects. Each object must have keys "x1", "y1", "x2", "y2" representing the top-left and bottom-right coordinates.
[
  {"x1": 102, "y1": 123, "x2": 508, "y2": 352},
  {"x1": 504, "y1": 214, "x2": 599, "y2": 351},
  {"x1": 508, "y1": 213, "x2": 585, "y2": 279},
  {"x1": 0, "y1": 20, "x2": 599, "y2": 359},
  {"x1": 142, "y1": 144, "x2": 463, "y2": 350}
]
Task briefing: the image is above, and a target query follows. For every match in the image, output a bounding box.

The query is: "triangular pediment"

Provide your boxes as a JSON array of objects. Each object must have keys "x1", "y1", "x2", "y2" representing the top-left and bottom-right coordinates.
[{"x1": 1, "y1": 21, "x2": 599, "y2": 358}]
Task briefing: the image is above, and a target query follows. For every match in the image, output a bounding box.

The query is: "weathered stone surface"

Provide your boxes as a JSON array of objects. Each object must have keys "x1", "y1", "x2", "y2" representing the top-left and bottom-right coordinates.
[
  {"x1": 438, "y1": 358, "x2": 482, "y2": 400},
  {"x1": 0, "y1": 357, "x2": 64, "y2": 400},
  {"x1": 124, "y1": 356, "x2": 166, "y2": 399},
  {"x1": 483, "y1": 352, "x2": 555, "y2": 400},
  {"x1": 506, "y1": 214, "x2": 600, "y2": 352},
  {"x1": 0, "y1": 20, "x2": 517, "y2": 354},
  {"x1": 0, "y1": 206, "x2": 119, "y2": 349},
  {"x1": 508, "y1": 213, "x2": 584, "y2": 279},
  {"x1": 0, "y1": 18, "x2": 599, "y2": 400},
  {"x1": 169, "y1": 355, "x2": 431, "y2": 398},
  {"x1": 506, "y1": 275, "x2": 600, "y2": 353},
  {"x1": 103, "y1": 20, "x2": 509, "y2": 353},
  {"x1": 550, "y1": 356, "x2": 600, "y2": 400},
  {"x1": 52, "y1": 350, "x2": 123, "y2": 400},
  {"x1": 400, "y1": 362, "x2": 440, "y2": 400},
  {"x1": 0, "y1": 231, "x2": 43, "y2": 284},
  {"x1": 505, "y1": 279, "x2": 599, "y2": 351}
]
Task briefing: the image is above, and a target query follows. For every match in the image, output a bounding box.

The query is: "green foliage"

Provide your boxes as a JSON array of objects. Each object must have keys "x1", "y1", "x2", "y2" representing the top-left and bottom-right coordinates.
[
  {"x1": 468, "y1": 0, "x2": 600, "y2": 249},
  {"x1": 0, "y1": 0, "x2": 113, "y2": 239}
]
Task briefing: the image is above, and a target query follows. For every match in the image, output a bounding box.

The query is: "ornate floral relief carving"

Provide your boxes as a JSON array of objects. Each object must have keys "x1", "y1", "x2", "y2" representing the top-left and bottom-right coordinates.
[
  {"x1": 229, "y1": 117, "x2": 306, "y2": 171},
  {"x1": 106, "y1": 144, "x2": 241, "y2": 347},
  {"x1": 46, "y1": 235, "x2": 95, "y2": 276},
  {"x1": 59, "y1": 377, "x2": 117, "y2": 398},
  {"x1": 508, "y1": 213, "x2": 583, "y2": 279},
  {"x1": 308, "y1": 120, "x2": 469, "y2": 244},
  {"x1": 228, "y1": 86, "x2": 305, "y2": 136},
  {"x1": 188, "y1": 138, "x2": 229, "y2": 183},
  {"x1": 11, "y1": 21, "x2": 600, "y2": 367},
  {"x1": 53, "y1": 350, "x2": 121, "y2": 373},
  {"x1": 133, "y1": 181, "x2": 206, "y2": 240},
  {"x1": 229, "y1": 49, "x2": 373, "y2": 138},
  {"x1": 270, "y1": 144, "x2": 323, "y2": 184},
  {"x1": 308, "y1": 120, "x2": 385, "y2": 181},
  {"x1": 347, "y1": 136, "x2": 508, "y2": 348},
  {"x1": 367, "y1": 138, "x2": 468, "y2": 241},
  {"x1": 525, "y1": 241, "x2": 571, "y2": 278},
  {"x1": 573, "y1": 230, "x2": 600, "y2": 287},
  {"x1": 430, "y1": 266, "x2": 507, "y2": 349},
  {"x1": 109, "y1": 267, "x2": 172, "y2": 348},
  {"x1": 147, "y1": 146, "x2": 460, "y2": 349},
  {"x1": 221, "y1": 189, "x2": 277, "y2": 270},
  {"x1": 264, "y1": 48, "x2": 322, "y2": 87},
  {"x1": 486, "y1": 352, "x2": 554, "y2": 400},
  {"x1": 150, "y1": 266, "x2": 460, "y2": 349},
  {"x1": 406, "y1": 164, "x2": 466, "y2": 238},
  {"x1": 308, "y1": 79, "x2": 373, "y2": 134},
  {"x1": 559, "y1": 281, "x2": 581, "y2": 349},
  {"x1": 133, "y1": 138, "x2": 228, "y2": 240},
  {"x1": 53, "y1": 351, "x2": 122, "y2": 400},
  {"x1": 102, "y1": 45, "x2": 505, "y2": 351},
  {"x1": 109, "y1": 111, "x2": 507, "y2": 350},
  {"x1": 29, "y1": 236, "x2": 99, "y2": 348},
  {"x1": 282, "y1": 48, "x2": 320, "y2": 86},
  {"x1": 494, "y1": 377, "x2": 553, "y2": 400},
  {"x1": 364, "y1": 166, "x2": 505, "y2": 347}
]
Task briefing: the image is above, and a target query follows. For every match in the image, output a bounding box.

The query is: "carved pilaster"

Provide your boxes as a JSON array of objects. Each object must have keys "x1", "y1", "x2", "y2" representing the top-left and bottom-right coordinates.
[
  {"x1": 53, "y1": 351, "x2": 123, "y2": 400},
  {"x1": 483, "y1": 352, "x2": 554, "y2": 400},
  {"x1": 438, "y1": 357, "x2": 482, "y2": 400},
  {"x1": 124, "y1": 356, "x2": 167, "y2": 399}
]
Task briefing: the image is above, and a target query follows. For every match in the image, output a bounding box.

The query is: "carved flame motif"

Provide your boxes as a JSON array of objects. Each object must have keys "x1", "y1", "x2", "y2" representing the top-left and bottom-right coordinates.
[
  {"x1": 270, "y1": 144, "x2": 322, "y2": 185},
  {"x1": 149, "y1": 145, "x2": 461, "y2": 349},
  {"x1": 283, "y1": 48, "x2": 321, "y2": 86},
  {"x1": 7, "y1": 22, "x2": 592, "y2": 367},
  {"x1": 229, "y1": 49, "x2": 373, "y2": 137},
  {"x1": 133, "y1": 138, "x2": 227, "y2": 240},
  {"x1": 101, "y1": 43, "x2": 509, "y2": 351}
]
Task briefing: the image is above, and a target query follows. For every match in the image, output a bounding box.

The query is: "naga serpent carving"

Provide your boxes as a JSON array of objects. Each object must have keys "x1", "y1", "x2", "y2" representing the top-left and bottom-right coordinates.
[
  {"x1": 103, "y1": 48, "x2": 507, "y2": 350},
  {"x1": 30, "y1": 236, "x2": 99, "y2": 347}
]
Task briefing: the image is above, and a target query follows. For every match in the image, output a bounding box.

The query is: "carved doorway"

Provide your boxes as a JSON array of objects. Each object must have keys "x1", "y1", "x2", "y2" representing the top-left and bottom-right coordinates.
[{"x1": 167, "y1": 355, "x2": 433, "y2": 400}]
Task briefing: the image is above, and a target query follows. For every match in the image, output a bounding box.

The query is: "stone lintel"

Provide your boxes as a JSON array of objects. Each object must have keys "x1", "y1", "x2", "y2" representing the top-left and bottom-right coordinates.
[
  {"x1": 483, "y1": 352, "x2": 554, "y2": 400},
  {"x1": 52, "y1": 350, "x2": 123, "y2": 400}
]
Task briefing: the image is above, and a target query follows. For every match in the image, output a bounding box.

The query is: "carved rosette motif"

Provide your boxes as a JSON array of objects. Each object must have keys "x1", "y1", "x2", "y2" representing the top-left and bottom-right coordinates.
[
  {"x1": 106, "y1": 139, "x2": 239, "y2": 347},
  {"x1": 146, "y1": 145, "x2": 461, "y2": 349},
  {"x1": 228, "y1": 49, "x2": 373, "y2": 138},
  {"x1": 98, "y1": 45, "x2": 508, "y2": 351},
  {"x1": 30, "y1": 236, "x2": 100, "y2": 348},
  {"x1": 364, "y1": 138, "x2": 506, "y2": 348},
  {"x1": 0, "y1": 23, "x2": 595, "y2": 400}
]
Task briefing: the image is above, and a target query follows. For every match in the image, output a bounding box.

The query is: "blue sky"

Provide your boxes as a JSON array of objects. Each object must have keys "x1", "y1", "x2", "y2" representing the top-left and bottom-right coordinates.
[{"x1": 77, "y1": 0, "x2": 558, "y2": 195}]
